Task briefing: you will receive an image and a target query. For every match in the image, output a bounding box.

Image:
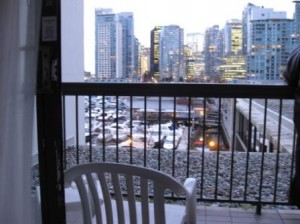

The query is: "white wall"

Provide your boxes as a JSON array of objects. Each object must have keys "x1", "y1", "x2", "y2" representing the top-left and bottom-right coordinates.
[{"x1": 61, "y1": 0, "x2": 85, "y2": 145}]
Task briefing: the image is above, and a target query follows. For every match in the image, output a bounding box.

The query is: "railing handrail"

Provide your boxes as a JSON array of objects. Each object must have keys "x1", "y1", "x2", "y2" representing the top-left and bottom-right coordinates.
[{"x1": 61, "y1": 82, "x2": 295, "y2": 99}]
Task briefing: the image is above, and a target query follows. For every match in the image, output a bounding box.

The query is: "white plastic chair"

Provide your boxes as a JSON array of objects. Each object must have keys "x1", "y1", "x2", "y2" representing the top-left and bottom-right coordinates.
[{"x1": 64, "y1": 162, "x2": 197, "y2": 224}]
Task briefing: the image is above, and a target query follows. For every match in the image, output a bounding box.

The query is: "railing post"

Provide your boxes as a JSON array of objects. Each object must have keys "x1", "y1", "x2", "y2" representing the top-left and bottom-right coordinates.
[{"x1": 256, "y1": 204, "x2": 262, "y2": 215}]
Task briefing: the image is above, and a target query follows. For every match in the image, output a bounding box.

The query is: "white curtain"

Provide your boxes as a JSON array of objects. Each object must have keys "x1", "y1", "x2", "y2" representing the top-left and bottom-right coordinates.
[{"x1": 0, "y1": 0, "x2": 41, "y2": 223}]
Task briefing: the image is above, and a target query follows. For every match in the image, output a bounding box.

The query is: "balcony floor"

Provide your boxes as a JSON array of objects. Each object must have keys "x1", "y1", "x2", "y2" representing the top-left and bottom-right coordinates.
[
  {"x1": 66, "y1": 204, "x2": 300, "y2": 224},
  {"x1": 196, "y1": 206, "x2": 300, "y2": 224}
]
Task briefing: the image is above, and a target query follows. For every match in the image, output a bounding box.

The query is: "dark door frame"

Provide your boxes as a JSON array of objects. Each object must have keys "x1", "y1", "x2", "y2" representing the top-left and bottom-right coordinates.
[{"x1": 36, "y1": 0, "x2": 66, "y2": 223}]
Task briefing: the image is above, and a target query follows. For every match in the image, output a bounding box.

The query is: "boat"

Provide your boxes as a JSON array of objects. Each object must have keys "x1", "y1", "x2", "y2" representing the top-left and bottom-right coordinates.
[
  {"x1": 118, "y1": 138, "x2": 151, "y2": 149},
  {"x1": 147, "y1": 122, "x2": 183, "y2": 136},
  {"x1": 97, "y1": 129, "x2": 113, "y2": 143},
  {"x1": 163, "y1": 135, "x2": 181, "y2": 150},
  {"x1": 111, "y1": 133, "x2": 128, "y2": 142},
  {"x1": 108, "y1": 123, "x2": 130, "y2": 135}
]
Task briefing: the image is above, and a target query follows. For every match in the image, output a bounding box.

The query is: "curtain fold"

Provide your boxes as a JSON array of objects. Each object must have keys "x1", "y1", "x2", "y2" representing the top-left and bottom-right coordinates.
[{"x1": 0, "y1": 0, "x2": 41, "y2": 223}]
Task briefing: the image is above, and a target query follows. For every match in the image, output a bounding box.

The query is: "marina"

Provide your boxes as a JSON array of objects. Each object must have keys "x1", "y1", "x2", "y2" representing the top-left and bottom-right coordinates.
[
  {"x1": 84, "y1": 96, "x2": 226, "y2": 152},
  {"x1": 84, "y1": 95, "x2": 295, "y2": 154}
]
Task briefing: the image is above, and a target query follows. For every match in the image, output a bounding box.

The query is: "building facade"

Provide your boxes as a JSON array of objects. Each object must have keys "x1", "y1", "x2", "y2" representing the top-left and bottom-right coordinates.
[
  {"x1": 248, "y1": 17, "x2": 296, "y2": 80},
  {"x1": 95, "y1": 9, "x2": 135, "y2": 80},
  {"x1": 294, "y1": 0, "x2": 300, "y2": 34},
  {"x1": 220, "y1": 19, "x2": 246, "y2": 82},
  {"x1": 204, "y1": 25, "x2": 223, "y2": 82},
  {"x1": 133, "y1": 37, "x2": 139, "y2": 79},
  {"x1": 150, "y1": 26, "x2": 162, "y2": 80},
  {"x1": 242, "y1": 3, "x2": 300, "y2": 81},
  {"x1": 118, "y1": 12, "x2": 135, "y2": 79},
  {"x1": 184, "y1": 46, "x2": 195, "y2": 81},
  {"x1": 186, "y1": 32, "x2": 204, "y2": 53},
  {"x1": 140, "y1": 46, "x2": 150, "y2": 81},
  {"x1": 159, "y1": 25, "x2": 184, "y2": 81}
]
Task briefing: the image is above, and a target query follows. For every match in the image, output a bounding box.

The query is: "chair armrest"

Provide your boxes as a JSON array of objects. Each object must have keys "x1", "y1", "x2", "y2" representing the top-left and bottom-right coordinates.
[
  {"x1": 183, "y1": 178, "x2": 197, "y2": 224},
  {"x1": 183, "y1": 178, "x2": 196, "y2": 196}
]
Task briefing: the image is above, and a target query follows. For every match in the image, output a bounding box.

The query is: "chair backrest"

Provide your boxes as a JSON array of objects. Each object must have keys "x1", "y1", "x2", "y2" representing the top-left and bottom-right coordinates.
[{"x1": 64, "y1": 162, "x2": 196, "y2": 224}]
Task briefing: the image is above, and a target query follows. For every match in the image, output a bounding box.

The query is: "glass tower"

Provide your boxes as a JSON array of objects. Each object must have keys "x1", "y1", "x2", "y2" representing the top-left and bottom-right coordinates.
[
  {"x1": 204, "y1": 25, "x2": 223, "y2": 82},
  {"x1": 220, "y1": 20, "x2": 246, "y2": 82},
  {"x1": 95, "y1": 9, "x2": 121, "y2": 79},
  {"x1": 242, "y1": 3, "x2": 300, "y2": 81},
  {"x1": 150, "y1": 26, "x2": 162, "y2": 80},
  {"x1": 159, "y1": 25, "x2": 184, "y2": 81},
  {"x1": 95, "y1": 9, "x2": 135, "y2": 80},
  {"x1": 118, "y1": 12, "x2": 135, "y2": 79}
]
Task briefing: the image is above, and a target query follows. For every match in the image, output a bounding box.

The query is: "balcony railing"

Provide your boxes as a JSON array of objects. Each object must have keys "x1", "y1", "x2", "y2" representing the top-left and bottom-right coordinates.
[{"x1": 61, "y1": 82, "x2": 296, "y2": 213}]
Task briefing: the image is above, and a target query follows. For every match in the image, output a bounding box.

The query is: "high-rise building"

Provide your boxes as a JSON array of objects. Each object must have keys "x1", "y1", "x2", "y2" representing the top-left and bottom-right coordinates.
[
  {"x1": 242, "y1": 2, "x2": 300, "y2": 81},
  {"x1": 184, "y1": 46, "x2": 195, "y2": 82},
  {"x1": 242, "y1": 4, "x2": 287, "y2": 55},
  {"x1": 140, "y1": 46, "x2": 150, "y2": 81},
  {"x1": 223, "y1": 19, "x2": 243, "y2": 55},
  {"x1": 150, "y1": 26, "x2": 162, "y2": 80},
  {"x1": 95, "y1": 9, "x2": 135, "y2": 80},
  {"x1": 242, "y1": 3, "x2": 261, "y2": 54},
  {"x1": 220, "y1": 19, "x2": 246, "y2": 82},
  {"x1": 118, "y1": 12, "x2": 135, "y2": 78},
  {"x1": 219, "y1": 55, "x2": 246, "y2": 82},
  {"x1": 186, "y1": 33, "x2": 205, "y2": 82},
  {"x1": 293, "y1": 0, "x2": 300, "y2": 34},
  {"x1": 159, "y1": 25, "x2": 184, "y2": 81},
  {"x1": 186, "y1": 32, "x2": 204, "y2": 53},
  {"x1": 133, "y1": 38, "x2": 140, "y2": 79},
  {"x1": 193, "y1": 52, "x2": 206, "y2": 82},
  {"x1": 204, "y1": 25, "x2": 223, "y2": 81},
  {"x1": 248, "y1": 17, "x2": 295, "y2": 80},
  {"x1": 245, "y1": 6, "x2": 299, "y2": 80},
  {"x1": 95, "y1": 9, "x2": 122, "y2": 79}
]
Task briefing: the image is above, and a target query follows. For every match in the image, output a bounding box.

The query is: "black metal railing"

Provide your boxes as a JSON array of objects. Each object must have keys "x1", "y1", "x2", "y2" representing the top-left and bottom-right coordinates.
[{"x1": 62, "y1": 82, "x2": 296, "y2": 212}]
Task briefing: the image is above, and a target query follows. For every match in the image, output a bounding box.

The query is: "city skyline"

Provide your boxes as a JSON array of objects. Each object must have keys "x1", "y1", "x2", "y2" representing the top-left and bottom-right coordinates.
[{"x1": 84, "y1": 0, "x2": 295, "y2": 74}]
